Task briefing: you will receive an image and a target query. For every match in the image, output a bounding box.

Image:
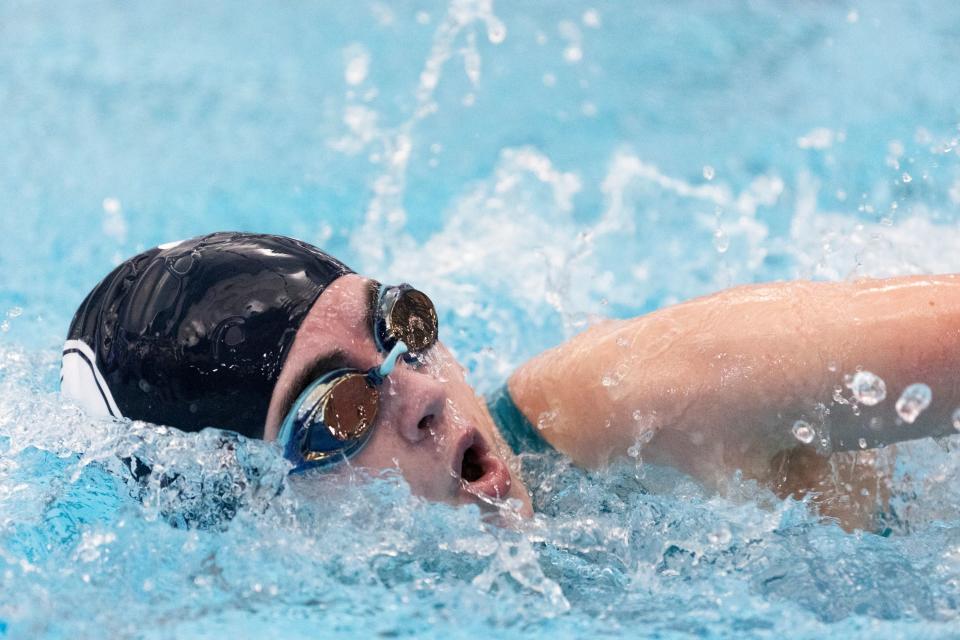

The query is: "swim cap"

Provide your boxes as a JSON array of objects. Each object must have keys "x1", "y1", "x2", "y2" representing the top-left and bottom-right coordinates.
[{"x1": 61, "y1": 232, "x2": 354, "y2": 439}]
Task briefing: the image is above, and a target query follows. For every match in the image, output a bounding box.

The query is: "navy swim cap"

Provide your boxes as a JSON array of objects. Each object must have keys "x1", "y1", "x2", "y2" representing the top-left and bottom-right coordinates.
[{"x1": 61, "y1": 232, "x2": 354, "y2": 439}]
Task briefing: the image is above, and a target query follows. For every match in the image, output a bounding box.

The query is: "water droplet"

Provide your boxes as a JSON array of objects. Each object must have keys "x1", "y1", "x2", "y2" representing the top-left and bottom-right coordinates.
[
  {"x1": 707, "y1": 527, "x2": 732, "y2": 545},
  {"x1": 223, "y1": 325, "x2": 244, "y2": 347},
  {"x1": 563, "y1": 45, "x2": 583, "y2": 63},
  {"x1": 420, "y1": 69, "x2": 439, "y2": 90},
  {"x1": 702, "y1": 165, "x2": 715, "y2": 180},
  {"x1": 582, "y1": 9, "x2": 601, "y2": 28},
  {"x1": 792, "y1": 420, "x2": 815, "y2": 444},
  {"x1": 102, "y1": 197, "x2": 121, "y2": 215},
  {"x1": 632, "y1": 409, "x2": 643, "y2": 421},
  {"x1": 343, "y1": 45, "x2": 370, "y2": 86},
  {"x1": 712, "y1": 228, "x2": 729, "y2": 253},
  {"x1": 858, "y1": 437, "x2": 868, "y2": 449},
  {"x1": 139, "y1": 379, "x2": 152, "y2": 393},
  {"x1": 6, "y1": 307, "x2": 23, "y2": 319},
  {"x1": 101, "y1": 197, "x2": 127, "y2": 242},
  {"x1": 901, "y1": 172, "x2": 912, "y2": 183},
  {"x1": 952, "y1": 408, "x2": 960, "y2": 431},
  {"x1": 601, "y1": 375, "x2": 616, "y2": 387},
  {"x1": 895, "y1": 383, "x2": 932, "y2": 424},
  {"x1": 536, "y1": 410, "x2": 558, "y2": 431},
  {"x1": 845, "y1": 370, "x2": 887, "y2": 406},
  {"x1": 486, "y1": 20, "x2": 507, "y2": 44}
]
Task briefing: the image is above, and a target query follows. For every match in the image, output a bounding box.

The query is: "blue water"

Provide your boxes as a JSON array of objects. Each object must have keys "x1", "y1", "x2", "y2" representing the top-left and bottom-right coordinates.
[{"x1": 2, "y1": 0, "x2": 960, "y2": 637}]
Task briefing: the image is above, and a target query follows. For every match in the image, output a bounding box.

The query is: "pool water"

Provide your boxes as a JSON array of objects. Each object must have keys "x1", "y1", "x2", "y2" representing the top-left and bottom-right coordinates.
[{"x1": 2, "y1": 0, "x2": 960, "y2": 637}]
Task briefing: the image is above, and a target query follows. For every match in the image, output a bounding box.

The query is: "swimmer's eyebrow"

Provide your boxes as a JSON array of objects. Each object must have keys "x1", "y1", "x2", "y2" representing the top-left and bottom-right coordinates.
[
  {"x1": 275, "y1": 280, "x2": 381, "y2": 419},
  {"x1": 277, "y1": 350, "x2": 352, "y2": 419}
]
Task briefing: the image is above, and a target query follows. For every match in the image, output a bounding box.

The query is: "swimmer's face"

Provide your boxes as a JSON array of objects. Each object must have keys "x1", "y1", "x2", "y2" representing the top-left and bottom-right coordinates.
[{"x1": 264, "y1": 274, "x2": 533, "y2": 516}]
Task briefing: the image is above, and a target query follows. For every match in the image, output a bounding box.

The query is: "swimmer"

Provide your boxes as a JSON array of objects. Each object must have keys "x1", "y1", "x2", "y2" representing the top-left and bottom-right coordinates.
[{"x1": 61, "y1": 232, "x2": 960, "y2": 530}]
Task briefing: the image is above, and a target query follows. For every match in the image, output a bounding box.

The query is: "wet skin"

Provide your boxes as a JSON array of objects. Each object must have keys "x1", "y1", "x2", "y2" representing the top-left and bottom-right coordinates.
[{"x1": 264, "y1": 274, "x2": 533, "y2": 516}]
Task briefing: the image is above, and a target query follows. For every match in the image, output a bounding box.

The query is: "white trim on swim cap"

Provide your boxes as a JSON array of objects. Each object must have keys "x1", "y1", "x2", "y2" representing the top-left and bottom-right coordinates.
[{"x1": 60, "y1": 339, "x2": 123, "y2": 419}]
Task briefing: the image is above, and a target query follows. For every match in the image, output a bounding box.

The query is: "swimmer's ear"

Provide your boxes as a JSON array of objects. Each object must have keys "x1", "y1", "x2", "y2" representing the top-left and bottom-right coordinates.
[{"x1": 61, "y1": 339, "x2": 122, "y2": 419}]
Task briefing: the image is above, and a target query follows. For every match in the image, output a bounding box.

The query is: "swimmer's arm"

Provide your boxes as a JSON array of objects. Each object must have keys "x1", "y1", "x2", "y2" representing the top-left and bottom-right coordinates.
[{"x1": 507, "y1": 275, "x2": 960, "y2": 485}]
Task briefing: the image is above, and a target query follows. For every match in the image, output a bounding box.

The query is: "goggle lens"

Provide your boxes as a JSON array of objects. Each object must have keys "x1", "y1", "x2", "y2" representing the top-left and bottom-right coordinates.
[
  {"x1": 377, "y1": 285, "x2": 438, "y2": 356},
  {"x1": 319, "y1": 373, "x2": 379, "y2": 442},
  {"x1": 286, "y1": 371, "x2": 380, "y2": 465}
]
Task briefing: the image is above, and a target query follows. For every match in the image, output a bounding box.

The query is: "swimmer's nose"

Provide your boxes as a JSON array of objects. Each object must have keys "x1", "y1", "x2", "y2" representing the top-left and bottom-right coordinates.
[{"x1": 386, "y1": 369, "x2": 446, "y2": 444}]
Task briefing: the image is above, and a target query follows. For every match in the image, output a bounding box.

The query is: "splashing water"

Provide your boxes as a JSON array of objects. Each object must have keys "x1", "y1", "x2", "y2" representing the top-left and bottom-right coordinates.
[{"x1": 3, "y1": 1, "x2": 960, "y2": 638}]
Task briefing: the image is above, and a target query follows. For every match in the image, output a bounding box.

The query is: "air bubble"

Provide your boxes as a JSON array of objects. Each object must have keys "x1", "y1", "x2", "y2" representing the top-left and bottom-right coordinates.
[
  {"x1": 858, "y1": 438, "x2": 868, "y2": 449},
  {"x1": 895, "y1": 383, "x2": 932, "y2": 424},
  {"x1": 901, "y1": 172, "x2": 912, "y2": 183},
  {"x1": 844, "y1": 370, "x2": 887, "y2": 405},
  {"x1": 792, "y1": 420, "x2": 815, "y2": 444},
  {"x1": 702, "y1": 165, "x2": 715, "y2": 180}
]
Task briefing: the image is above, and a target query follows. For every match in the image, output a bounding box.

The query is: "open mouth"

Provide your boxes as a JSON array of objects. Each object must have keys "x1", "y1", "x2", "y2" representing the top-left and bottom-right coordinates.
[
  {"x1": 461, "y1": 445, "x2": 486, "y2": 482},
  {"x1": 455, "y1": 430, "x2": 512, "y2": 500}
]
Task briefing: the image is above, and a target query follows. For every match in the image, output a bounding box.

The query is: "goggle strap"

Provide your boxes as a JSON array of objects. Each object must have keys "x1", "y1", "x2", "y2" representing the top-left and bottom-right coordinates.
[{"x1": 366, "y1": 340, "x2": 408, "y2": 385}]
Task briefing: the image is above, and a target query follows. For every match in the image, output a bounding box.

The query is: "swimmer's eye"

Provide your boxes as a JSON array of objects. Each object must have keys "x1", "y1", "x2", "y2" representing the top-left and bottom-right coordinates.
[
  {"x1": 278, "y1": 369, "x2": 379, "y2": 470},
  {"x1": 277, "y1": 342, "x2": 408, "y2": 473}
]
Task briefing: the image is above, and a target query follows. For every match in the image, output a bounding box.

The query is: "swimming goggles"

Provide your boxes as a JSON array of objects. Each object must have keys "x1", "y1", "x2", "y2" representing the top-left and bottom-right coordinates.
[{"x1": 278, "y1": 283, "x2": 439, "y2": 473}]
